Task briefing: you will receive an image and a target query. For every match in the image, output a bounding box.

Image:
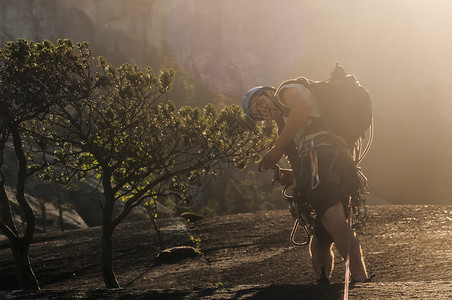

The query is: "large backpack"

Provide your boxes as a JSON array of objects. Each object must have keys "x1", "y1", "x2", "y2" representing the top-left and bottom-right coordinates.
[{"x1": 276, "y1": 64, "x2": 373, "y2": 147}]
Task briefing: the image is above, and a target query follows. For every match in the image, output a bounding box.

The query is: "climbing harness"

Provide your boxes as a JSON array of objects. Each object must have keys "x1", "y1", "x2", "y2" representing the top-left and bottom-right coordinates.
[
  {"x1": 273, "y1": 166, "x2": 315, "y2": 247},
  {"x1": 273, "y1": 118, "x2": 373, "y2": 248}
]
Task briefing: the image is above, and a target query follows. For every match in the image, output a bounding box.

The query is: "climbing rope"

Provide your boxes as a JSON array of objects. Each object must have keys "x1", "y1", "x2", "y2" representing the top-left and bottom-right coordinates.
[{"x1": 343, "y1": 197, "x2": 353, "y2": 300}]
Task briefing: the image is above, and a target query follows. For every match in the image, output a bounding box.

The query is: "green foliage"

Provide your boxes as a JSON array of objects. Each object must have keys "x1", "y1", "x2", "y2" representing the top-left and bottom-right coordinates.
[
  {"x1": 1, "y1": 38, "x2": 279, "y2": 220},
  {"x1": 0, "y1": 38, "x2": 92, "y2": 200},
  {"x1": 198, "y1": 199, "x2": 220, "y2": 217},
  {"x1": 0, "y1": 38, "x2": 95, "y2": 186},
  {"x1": 20, "y1": 40, "x2": 276, "y2": 227},
  {"x1": 190, "y1": 235, "x2": 203, "y2": 256},
  {"x1": 0, "y1": 39, "x2": 90, "y2": 127},
  {"x1": 224, "y1": 170, "x2": 282, "y2": 214},
  {"x1": 0, "y1": 38, "x2": 281, "y2": 289},
  {"x1": 0, "y1": 38, "x2": 92, "y2": 290}
]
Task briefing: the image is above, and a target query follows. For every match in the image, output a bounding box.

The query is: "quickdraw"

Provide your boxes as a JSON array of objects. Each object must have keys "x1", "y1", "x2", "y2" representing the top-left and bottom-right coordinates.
[{"x1": 281, "y1": 184, "x2": 316, "y2": 247}]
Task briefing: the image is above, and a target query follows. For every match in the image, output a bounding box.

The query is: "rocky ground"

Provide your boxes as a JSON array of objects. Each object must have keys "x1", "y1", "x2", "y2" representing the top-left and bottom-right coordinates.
[{"x1": 1, "y1": 205, "x2": 452, "y2": 299}]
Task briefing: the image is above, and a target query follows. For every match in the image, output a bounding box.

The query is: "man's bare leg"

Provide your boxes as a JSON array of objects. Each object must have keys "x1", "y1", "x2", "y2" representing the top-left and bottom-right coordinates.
[
  {"x1": 321, "y1": 201, "x2": 368, "y2": 282},
  {"x1": 310, "y1": 237, "x2": 334, "y2": 280}
]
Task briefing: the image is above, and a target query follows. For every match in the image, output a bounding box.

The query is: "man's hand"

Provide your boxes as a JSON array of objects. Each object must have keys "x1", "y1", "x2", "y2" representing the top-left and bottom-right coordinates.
[{"x1": 258, "y1": 146, "x2": 284, "y2": 172}]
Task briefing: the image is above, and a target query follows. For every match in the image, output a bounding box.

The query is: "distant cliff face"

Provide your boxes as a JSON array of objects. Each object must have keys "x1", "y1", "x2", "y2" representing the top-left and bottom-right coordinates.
[
  {"x1": 166, "y1": 0, "x2": 308, "y2": 95},
  {"x1": 0, "y1": 0, "x2": 169, "y2": 66},
  {"x1": 2, "y1": 1, "x2": 452, "y2": 205},
  {"x1": 0, "y1": 0, "x2": 308, "y2": 96}
]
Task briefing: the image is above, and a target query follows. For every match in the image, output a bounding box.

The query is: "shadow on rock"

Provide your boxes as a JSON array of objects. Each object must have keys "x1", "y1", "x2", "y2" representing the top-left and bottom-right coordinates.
[{"x1": 228, "y1": 284, "x2": 344, "y2": 300}]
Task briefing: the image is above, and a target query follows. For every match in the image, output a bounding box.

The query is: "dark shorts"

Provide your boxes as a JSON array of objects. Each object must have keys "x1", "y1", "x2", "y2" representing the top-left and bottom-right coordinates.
[
  {"x1": 297, "y1": 143, "x2": 354, "y2": 243},
  {"x1": 310, "y1": 181, "x2": 348, "y2": 243}
]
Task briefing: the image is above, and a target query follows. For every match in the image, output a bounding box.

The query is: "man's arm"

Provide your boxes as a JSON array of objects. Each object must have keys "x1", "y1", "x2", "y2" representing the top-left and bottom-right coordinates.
[
  {"x1": 275, "y1": 88, "x2": 312, "y2": 151},
  {"x1": 258, "y1": 87, "x2": 312, "y2": 171}
]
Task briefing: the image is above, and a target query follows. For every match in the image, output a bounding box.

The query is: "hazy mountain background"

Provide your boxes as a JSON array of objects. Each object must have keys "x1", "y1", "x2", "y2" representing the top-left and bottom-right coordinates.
[{"x1": 1, "y1": 0, "x2": 452, "y2": 209}]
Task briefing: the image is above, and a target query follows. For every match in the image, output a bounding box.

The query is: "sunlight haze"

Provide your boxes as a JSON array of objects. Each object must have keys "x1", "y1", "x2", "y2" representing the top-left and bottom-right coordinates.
[{"x1": 1, "y1": 0, "x2": 452, "y2": 205}]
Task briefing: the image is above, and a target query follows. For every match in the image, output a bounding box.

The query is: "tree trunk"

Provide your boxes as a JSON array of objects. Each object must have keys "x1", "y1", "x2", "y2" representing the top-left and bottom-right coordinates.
[
  {"x1": 1, "y1": 184, "x2": 40, "y2": 290},
  {"x1": 57, "y1": 194, "x2": 64, "y2": 232},
  {"x1": 146, "y1": 204, "x2": 164, "y2": 250},
  {"x1": 59, "y1": 203, "x2": 64, "y2": 232},
  {"x1": 101, "y1": 221, "x2": 119, "y2": 288},
  {"x1": 10, "y1": 237, "x2": 40, "y2": 290},
  {"x1": 9, "y1": 127, "x2": 40, "y2": 290},
  {"x1": 101, "y1": 173, "x2": 119, "y2": 288},
  {"x1": 11, "y1": 126, "x2": 36, "y2": 243},
  {"x1": 39, "y1": 198, "x2": 46, "y2": 233},
  {"x1": 0, "y1": 171, "x2": 18, "y2": 235}
]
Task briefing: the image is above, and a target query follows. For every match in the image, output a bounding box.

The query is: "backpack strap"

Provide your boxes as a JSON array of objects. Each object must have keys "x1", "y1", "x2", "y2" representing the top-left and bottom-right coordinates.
[
  {"x1": 275, "y1": 117, "x2": 300, "y2": 169},
  {"x1": 275, "y1": 77, "x2": 331, "y2": 144}
]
